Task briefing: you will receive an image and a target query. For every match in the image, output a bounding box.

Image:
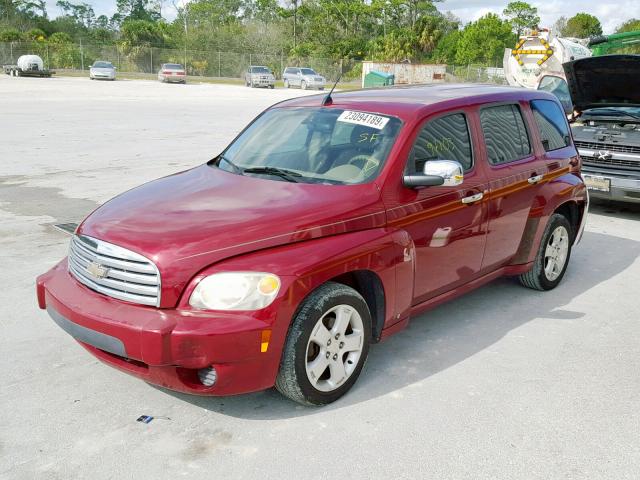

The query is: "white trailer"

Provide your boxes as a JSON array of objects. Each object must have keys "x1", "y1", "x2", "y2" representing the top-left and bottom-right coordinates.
[{"x1": 3, "y1": 55, "x2": 53, "y2": 78}]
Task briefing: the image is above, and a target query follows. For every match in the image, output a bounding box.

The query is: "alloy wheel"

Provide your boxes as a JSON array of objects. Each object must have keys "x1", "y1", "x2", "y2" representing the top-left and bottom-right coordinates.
[
  {"x1": 305, "y1": 304, "x2": 364, "y2": 392},
  {"x1": 544, "y1": 226, "x2": 569, "y2": 281}
]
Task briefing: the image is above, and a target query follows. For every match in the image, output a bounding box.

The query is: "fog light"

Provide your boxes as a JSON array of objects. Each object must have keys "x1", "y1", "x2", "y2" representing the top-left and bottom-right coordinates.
[{"x1": 197, "y1": 366, "x2": 217, "y2": 387}]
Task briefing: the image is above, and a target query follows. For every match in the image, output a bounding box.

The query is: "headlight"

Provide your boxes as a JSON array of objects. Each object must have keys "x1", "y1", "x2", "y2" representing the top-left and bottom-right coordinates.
[{"x1": 189, "y1": 272, "x2": 281, "y2": 311}]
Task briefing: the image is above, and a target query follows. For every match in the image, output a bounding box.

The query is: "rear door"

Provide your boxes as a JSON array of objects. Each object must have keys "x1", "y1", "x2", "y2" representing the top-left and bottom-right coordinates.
[{"x1": 477, "y1": 102, "x2": 548, "y2": 272}]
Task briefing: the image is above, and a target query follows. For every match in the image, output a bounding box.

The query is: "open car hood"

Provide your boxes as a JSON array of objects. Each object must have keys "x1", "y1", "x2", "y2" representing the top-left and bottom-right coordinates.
[{"x1": 563, "y1": 55, "x2": 640, "y2": 111}]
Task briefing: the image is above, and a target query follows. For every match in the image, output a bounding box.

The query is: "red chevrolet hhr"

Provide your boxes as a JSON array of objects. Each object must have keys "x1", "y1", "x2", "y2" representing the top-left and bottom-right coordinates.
[{"x1": 37, "y1": 84, "x2": 588, "y2": 405}]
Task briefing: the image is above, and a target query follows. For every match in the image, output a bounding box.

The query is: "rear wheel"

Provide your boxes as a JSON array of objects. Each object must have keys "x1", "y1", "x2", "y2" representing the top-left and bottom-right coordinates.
[
  {"x1": 276, "y1": 282, "x2": 371, "y2": 406},
  {"x1": 519, "y1": 213, "x2": 573, "y2": 291}
]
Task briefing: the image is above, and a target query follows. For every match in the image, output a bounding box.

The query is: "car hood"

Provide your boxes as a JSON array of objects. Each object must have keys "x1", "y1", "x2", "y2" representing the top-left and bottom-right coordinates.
[
  {"x1": 78, "y1": 164, "x2": 385, "y2": 307},
  {"x1": 91, "y1": 67, "x2": 114, "y2": 72},
  {"x1": 563, "y1": 54, "x2": 640, "y2": 111}
]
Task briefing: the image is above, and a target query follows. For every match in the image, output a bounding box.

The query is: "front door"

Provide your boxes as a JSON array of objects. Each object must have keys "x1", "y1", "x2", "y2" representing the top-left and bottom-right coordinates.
[{"x1": 386, "y1": 111, "x2": 489, "y2": 305}]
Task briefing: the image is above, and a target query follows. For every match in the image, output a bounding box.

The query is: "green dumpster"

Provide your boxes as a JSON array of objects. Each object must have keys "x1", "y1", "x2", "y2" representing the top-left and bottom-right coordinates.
[{"x1": 363, "y1": 70, "x2": 395, "y2": 88}]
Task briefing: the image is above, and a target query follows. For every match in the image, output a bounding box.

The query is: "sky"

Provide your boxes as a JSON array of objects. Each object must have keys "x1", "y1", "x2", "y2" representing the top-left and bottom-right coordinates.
[{"x1": 44, "y1": 0, "x2": 640, "y2": 35}]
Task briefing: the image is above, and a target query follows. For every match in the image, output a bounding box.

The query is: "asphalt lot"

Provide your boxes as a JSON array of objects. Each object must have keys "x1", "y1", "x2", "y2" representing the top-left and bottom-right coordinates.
[{"x1": 1, "y1": 75, "x2": 639, "y2": 479}]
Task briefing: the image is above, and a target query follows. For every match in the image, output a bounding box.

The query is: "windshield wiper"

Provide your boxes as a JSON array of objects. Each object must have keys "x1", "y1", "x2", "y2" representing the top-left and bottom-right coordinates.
[
  {"x1": 216, "y1": 155, "x2": 243, "y2": 174},
  {"x1": 584, "y1": 108, "x2": 640, "y2": 121},
  {"x1": 243, "y1": 167, "x2": 302, "y2": 183}
]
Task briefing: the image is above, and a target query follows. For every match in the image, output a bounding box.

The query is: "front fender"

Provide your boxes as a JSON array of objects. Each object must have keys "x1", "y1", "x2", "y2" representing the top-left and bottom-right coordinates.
[{"x1": 176, "y1": 228, "x2": 414, "y2": 388}]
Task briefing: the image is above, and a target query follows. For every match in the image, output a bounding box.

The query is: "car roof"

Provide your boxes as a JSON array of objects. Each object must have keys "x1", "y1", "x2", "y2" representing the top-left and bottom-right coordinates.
[{"x1": 276, "y1": 83, "x2": 560, "y2": 120}]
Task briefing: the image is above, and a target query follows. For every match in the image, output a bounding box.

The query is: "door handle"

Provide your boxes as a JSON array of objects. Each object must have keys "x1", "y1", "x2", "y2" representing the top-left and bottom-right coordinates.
[
  {"x1": 461, "y1": 192, "x2": 483, "y2": 204},
  {"x1": 527, "y1": 174, "x2": 543, "y2": 184}
]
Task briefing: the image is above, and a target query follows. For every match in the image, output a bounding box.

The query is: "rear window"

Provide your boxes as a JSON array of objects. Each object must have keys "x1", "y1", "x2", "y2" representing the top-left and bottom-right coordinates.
[
  {"x1": 531, "y1": 100, "x2": 571, "y2": 151},
  {"x1": 163, "y1": 64, "x2": 183, "y2": 69},
  {"x1": 480, "y1": 104, "x2": 531, "y2": 165},
  {"x1": 407, "y1": 113, "x2": 473, "y2": 173}
]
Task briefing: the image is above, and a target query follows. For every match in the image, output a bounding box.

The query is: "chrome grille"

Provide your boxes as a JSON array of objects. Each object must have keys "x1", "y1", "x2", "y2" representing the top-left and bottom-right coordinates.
[
  {"x1": 574, "y1": 141, "x2": 640, "y2": 155},
  {"x1": 68, "y1": 234, "x2": 161, "y2": 307},
  {"x1": 582, "y1": 155, "x2": 640, "y2": 170}
]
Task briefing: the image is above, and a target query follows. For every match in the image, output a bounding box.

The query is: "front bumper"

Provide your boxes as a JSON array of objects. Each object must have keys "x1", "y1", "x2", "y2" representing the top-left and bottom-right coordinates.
[
  {"x1": 250, "y1": 78, "x2": 274, "y2": 86},
  {"x1": 37, "y1": 259, "x2": 287, "y2": 395},
  {"x1": 582, "y1": 165, "x2": 640, "y2": 203}
]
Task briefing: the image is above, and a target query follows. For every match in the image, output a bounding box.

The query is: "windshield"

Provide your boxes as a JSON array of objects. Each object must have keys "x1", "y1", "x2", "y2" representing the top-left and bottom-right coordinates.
[
  {"x1": 93, "y1": 62, "x2": 113, "y2": 68},
  {"x1": 251, "y1": 67, "x2": 271, "y2": 73},
  {"x1": 163, "y1": 64, "x2": 183, "y2": 70},
  {"x1": 537, "y1": 76, "x2": 572, "y2": 113},
  {"x1": 300, "y1": 68, "x2": 316, "y2": 75},
  {"x1": 216, "y1": 107, "x2": 402, "y2": 185}
]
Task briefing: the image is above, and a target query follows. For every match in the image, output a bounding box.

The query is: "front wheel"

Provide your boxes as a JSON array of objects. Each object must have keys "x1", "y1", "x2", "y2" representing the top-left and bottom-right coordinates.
[
  {"x1": 519, "y1": 213, "x2": 573, "y2": 291},
  {"x1": 276, "y1": 282, "x2": 371, "y2": 406},
  {"x1": 301, "y1": 80, "x2": 307, "y2": 90},
  {"x1": 284, "y1": 79, "x2": 289, "y2": 88}
]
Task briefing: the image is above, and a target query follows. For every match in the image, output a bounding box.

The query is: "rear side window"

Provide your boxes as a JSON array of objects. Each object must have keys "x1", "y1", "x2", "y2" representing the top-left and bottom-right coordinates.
[
  {"x1": 480, "y1": 104, "x2": 531, "y2": 165},
  {"x1": 531, "y1": 100, "x2": 571, "y2": 151},
  {"x1": 407, "y1": 113, "x2": 473, "y2": 174}
]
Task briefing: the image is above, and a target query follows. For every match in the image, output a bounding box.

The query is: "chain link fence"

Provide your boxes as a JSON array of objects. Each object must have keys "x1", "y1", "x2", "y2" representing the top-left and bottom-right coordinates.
[
  {"x1": 0, "y1": 41, "x2": 364, "y2": 82},
  {"x1": 1, "y1": 41, "x2": 509, "y2": 86},
  {"x1": 445, "y1": 63, "x2": 507, "y2": 84}
]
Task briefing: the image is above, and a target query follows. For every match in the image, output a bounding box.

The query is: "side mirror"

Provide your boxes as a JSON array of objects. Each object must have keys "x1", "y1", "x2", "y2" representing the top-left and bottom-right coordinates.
[{"x1": 403, "y1": 160, "x2": 464, "y2": 188}]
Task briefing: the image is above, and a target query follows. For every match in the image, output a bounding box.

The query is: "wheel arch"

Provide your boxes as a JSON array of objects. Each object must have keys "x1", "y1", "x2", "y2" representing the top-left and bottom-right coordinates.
[{"x1": 326, "y1": 270, "x2": 386, "y2": 342}]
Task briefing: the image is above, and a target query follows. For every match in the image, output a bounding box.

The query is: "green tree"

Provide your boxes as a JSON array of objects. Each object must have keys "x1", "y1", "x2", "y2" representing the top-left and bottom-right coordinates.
[
  {"x1": 616, "y1": 18, "x2": 640, "y2": 33},
  {"x1": 48, "y1": 30, "x2": 72, "y2": 43},
  {"x1": 114, "y1": 0, "x2": 161, "y2": 25},
  {"x1": 56, "y1": 1, "x2": 95, "y2": 27},
  {"x1": 502, "y1": 1, "x2": 539, "y2": 36},
  {"x1": 430, "y1": 28, "x2": 461, "y2": 63},
  {"x1": 564, "y1": 13, "x2": 602, "y2": 38},
  {"x1": 0, "y1": 27, "x2": 21, "y2": 40},
  {"x1": 455, "y1": 13, "x2": 515, "y2": 65},
  {"x1": 552, "y1": 15, "x2": 567, "y2": 36}
]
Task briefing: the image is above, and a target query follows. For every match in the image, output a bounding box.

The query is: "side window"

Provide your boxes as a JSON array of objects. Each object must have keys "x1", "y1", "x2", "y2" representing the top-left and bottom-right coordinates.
[
  {"x1": 407, "y1": 113, "x2": 473, "y2": 174},
  {"x1": 480, "y1": 104, "x2": 531, "y2": 165},
  {"x1": 530, "y1": 99, "x2": 571, "y2": 151}
]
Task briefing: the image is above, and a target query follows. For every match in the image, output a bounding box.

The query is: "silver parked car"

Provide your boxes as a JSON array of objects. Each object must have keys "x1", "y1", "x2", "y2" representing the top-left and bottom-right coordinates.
[
  {"x1": 89, "y1": 61, "x2": 116, "y2": 81},
  {"x1": 283, "y1": 67, "x2": 325, "y2": 90},
  {"x1": 158, "y1": 63, "x2": 187, "y2": 84},
  {"x1": 245, "y1": 66, "x2": 275, "y2": 89}
]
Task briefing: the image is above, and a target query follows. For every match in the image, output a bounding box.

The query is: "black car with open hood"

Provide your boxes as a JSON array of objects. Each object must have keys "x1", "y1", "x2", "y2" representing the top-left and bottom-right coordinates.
[
  {"x1": 563, "y1": 54, "x2": 640, "y2": 111},
  {"x1": 562, "y1": 54, "x2": 640, "y2": 203}
]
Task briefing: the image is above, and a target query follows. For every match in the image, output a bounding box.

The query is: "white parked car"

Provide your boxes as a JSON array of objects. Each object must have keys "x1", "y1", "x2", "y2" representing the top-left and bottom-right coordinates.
[
  {"x1": 158, "y1": 63, "x2": 187, "y2": 84},
  {"x1": 89, "y1": 61, "x2": 116, "y2": 81},
  {"x1": 282, "y1": 67, "x2": 325, "y2": 90}
]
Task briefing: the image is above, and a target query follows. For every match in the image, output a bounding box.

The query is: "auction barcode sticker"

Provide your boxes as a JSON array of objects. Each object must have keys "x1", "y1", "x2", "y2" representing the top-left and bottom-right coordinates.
[{"x1": 337, "y1": 110, "x2": 390, "y2": 130}]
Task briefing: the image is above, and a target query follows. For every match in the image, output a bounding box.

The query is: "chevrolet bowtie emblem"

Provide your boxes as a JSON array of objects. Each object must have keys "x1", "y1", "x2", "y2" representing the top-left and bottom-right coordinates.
[{"x1": 86, "y1": 261, "x2": 109, "y2": 279}]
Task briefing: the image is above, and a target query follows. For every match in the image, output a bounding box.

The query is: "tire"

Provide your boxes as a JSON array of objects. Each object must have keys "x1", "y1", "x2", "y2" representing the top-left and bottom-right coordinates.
[
  {"x1": 284, "y1": 79, "x2": 289, "y2": 88},
  {"x1": 276, "y1": 282, "x2": 371, "y2": 406},
  {"x1": 301, "y1": 80, "x2": 307, "y2": 90},
  {"x1": 519, "y1": 213, "x2": 573, "y2": 291},
  {"x1": 269, "y1": 84, "x2": 274, "y2": 89}
]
